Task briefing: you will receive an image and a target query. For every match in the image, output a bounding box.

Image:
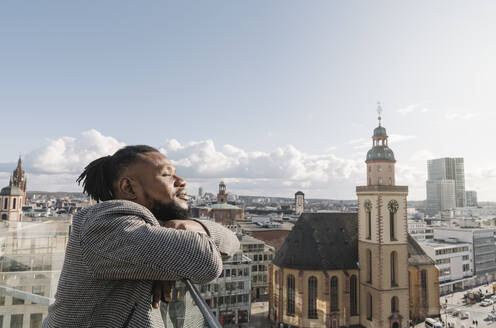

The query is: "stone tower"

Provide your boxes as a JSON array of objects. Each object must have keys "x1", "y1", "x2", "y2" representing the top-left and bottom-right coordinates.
[
  {"x1": 11, "y1": 156, "x2": 27, "y2": 205},
  {"x1": 294, "y1": 191, "x2": 304, "y2": 215},
  {"x1": 217, "y1": 181, "x2": 227, "y2": 203},
  {"x1": 357, "y1": 104, "x2": 409, "y2": 328}
]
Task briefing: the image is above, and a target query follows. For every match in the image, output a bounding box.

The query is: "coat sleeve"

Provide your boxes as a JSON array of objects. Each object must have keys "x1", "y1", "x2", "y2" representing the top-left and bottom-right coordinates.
[
  {"x1": 192, "y1": 219, "x2": 240, "y2": 257},
  {"x1": 79, "y1": 214, "x2": 223, "y2": 283}
]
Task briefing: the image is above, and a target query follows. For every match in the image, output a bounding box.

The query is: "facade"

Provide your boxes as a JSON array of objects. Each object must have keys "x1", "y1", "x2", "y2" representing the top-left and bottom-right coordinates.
[
  {"x1": 0, "y1": 219, "x2": 71, "y2": 327},
  {"x1": 199, "y1": 250, "x2": 251, "y2": 326},
  {"x1": 426, "y1": 180, "x2": 456, "y2": 215},
  {"x1": 408, "y1": 220, "x2": 434, "y2": 241},
  {"x1": 466, "y1": 190, "x2": 478, "y2": 207},
  {"x1": 419, "y1": 241, "x2": 473, "y2": 294},
  {"x1": 434, "y1": 228, "x2": 496, "y2": 281},
  {"x1": 427, "y1": 157, "x2": 465, "y2": 210},
  {"x1": 294, "y1": 191, "x2": 304, "y2": 215},
  {"x1": 239, "y1": 234, "x2": 275, "y2": 300},
  {"x1": 268, "y1": 110, "x2": 440, "y2": 328}
]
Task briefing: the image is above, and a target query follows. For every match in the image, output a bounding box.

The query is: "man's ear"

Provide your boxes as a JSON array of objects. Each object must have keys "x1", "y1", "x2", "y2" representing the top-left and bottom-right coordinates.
[{"x1": 116, "y1": 177, "x2": 138, "y2": 200}]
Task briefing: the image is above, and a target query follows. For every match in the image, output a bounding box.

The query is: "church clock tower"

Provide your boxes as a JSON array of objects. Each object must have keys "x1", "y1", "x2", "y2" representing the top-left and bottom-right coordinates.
[{"x1": 357, "y1": 104, "x2": 409, "y2": 328}]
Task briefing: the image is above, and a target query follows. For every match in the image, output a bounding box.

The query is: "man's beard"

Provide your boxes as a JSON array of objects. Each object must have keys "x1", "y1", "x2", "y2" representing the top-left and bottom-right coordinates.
[{"x1": 149, "y1": 199, "x2": 189, "y2": 221}]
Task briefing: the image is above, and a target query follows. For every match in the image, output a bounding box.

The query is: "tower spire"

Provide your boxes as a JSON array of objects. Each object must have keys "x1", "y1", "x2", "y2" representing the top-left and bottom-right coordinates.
[{"x1": 377, "y1": 101, "x2": 383, "y2": 126}]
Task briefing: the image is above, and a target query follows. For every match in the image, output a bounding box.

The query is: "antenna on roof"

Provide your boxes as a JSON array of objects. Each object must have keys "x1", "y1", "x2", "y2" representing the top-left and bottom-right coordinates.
[{"x1": 376, "y1": 101, "x2": 383, "y2": 126}]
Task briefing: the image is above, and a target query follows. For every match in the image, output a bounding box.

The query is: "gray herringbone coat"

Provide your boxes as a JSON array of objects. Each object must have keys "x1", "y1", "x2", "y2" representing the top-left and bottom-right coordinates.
[{"x1": 43, "y1": 200, "x2": 240, "y2": 328}]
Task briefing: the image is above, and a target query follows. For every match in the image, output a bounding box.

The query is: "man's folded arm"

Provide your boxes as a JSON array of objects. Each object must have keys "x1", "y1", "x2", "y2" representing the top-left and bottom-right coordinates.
[
  {"x1": 192, "y1": 219, "x2": 240, "y2": 257},
  {"x1": 80, "y1": 215, "x2": 225, "y2": 283}
]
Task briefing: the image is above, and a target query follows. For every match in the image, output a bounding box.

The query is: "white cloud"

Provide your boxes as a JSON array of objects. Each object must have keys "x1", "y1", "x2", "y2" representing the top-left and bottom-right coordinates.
[
  {"x1": 389, "y1": 134, "x2": 417, "y2": 143},
  {"x1": 0, "y1": 130, "x2": 493, "y2": 200},
  {"x1": 410, "y1": 150, "x2": 435, "y2": 162},
  {"x1": 445, "y1": 113, "x2": 480, "y2": 120},
  {"x1": 397, "y1": 104, "x2": 430, "y2": 115},
  {"x1": 24, "y1": 129, "x2": 125, "y2": 175}
]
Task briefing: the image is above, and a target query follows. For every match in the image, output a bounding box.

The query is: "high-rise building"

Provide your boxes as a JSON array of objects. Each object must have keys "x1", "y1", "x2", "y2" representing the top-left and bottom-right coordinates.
[
  {"x1": 466, "y1": 190, "x2": 478, "y2": 207},
  {"x1": 427, "y1": 157, "x2": 465, "y2": 208},
  {"x1": 426, "y1": 180, "x2": 456, "y2": 215}
]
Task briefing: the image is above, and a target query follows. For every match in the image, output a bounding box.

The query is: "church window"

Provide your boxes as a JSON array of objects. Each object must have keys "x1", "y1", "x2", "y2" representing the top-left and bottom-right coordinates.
[
  {"x1": 367, "y1": 249, "x2": 372, "y2": 283},
  {"x1": 367, "y1": 293, "x2": 372, "y2": 321},
  {"x1": 364, "y1": 200, "x2": 372, "y2": 239},
  {"x1": 12, "y1": 198, "x2": 16, "y2": 209},
  {"x1": 390, "y1": 251, "x2": 398, "y2": 286},
  {"x1": 350, "y1": 275, "x2": 358, "y2": 316},
  {"x1": 377, "y1": 165, "x2": 382, "y2": 172},
  {"x1": 308, "y1": 276, "x2": 318, "y2": 319},
  {"x1": 421, "y1": 270, "x2": 428, "y2": 308},
  {"x1": 391, "y1": 296, "x2": 399, "y2": 313},
  {"x1": 378, "y1": 178, "x2": 382, "y2": 185},
  {"x1": 286, "y1": 274, "x2": 295, "y2": 316},
  {"x1": 330, "y1": 276, "x2": 338, "y2": 312},
  {"x1": 388, "y1": 200, "x2": 399, "y2": 241},
  {"x1": 389, "y1": 177, "x2": 392, "y2": 185},
  {"x1": 3, "y1": 198, "x2": 7, "y2": 210}
]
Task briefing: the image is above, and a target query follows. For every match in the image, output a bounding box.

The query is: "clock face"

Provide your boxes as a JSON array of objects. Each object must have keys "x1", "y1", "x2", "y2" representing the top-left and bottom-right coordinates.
[
  {"x1": 364, "y1": 200, "x2": 372, "y2": 212},
  {"x1": 388, "y1": 200, "x2": 399, "y2": 213}
]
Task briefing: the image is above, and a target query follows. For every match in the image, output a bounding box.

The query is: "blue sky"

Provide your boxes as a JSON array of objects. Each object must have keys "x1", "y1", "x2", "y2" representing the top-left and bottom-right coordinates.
[{"x1": 1, "y1": 1, "x2": 495, "y2": 200}]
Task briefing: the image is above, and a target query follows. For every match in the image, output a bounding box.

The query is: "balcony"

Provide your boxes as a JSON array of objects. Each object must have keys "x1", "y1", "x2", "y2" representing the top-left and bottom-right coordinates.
[{"x1": 0, "y1": 219, "x2": 224, "y2": 328}]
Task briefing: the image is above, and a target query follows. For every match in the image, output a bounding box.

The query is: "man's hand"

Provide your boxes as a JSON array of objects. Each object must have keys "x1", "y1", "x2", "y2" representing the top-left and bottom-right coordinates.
[
  {"x1": 162, "y1": 219, "x2": 208, "y2": 234},
  {"x1": 152, "y1": 280, "x2": 175, "y2": 309}
]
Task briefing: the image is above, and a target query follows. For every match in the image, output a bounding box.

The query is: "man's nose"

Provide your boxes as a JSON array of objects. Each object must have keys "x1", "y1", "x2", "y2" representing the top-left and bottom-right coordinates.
[{"x1": 174, "y1": 175, "x2": 186, "y2": 188}]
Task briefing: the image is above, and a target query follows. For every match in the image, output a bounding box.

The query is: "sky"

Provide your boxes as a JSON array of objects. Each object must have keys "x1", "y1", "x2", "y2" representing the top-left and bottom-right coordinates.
[{"x1": 1, "y1": 1, "x2": 496, "y2": 201}]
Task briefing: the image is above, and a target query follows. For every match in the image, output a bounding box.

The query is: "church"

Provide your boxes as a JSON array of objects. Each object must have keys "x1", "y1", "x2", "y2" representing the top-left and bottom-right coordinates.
[
  {"x1": 269, "y1": 109, "x2": 440, "y2": 327},
  {"x1": 0, "y1": 157, "x2": 27, "y2": 221}
]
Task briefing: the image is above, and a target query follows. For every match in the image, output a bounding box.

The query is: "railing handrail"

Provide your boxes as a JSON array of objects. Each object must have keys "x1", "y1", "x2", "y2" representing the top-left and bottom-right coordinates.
[{"x1": 183, "y1": 279, "x2": 222, "y2": 328}]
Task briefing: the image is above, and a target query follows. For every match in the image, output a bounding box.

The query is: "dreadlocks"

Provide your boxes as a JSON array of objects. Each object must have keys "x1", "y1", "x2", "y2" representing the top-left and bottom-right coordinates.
[{"x1": 77, "y1": 145, "x2": 159, "y2": 202}]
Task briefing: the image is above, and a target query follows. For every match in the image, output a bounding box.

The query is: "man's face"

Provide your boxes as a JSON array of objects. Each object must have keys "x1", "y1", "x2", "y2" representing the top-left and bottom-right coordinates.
[{"x1": 130, "y1": 151, "x2": 189, "y2": 220}]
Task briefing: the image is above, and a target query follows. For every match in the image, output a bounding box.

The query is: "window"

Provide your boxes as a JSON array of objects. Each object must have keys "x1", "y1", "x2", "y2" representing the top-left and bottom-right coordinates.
[
  {"x1": 30, "y1": 314, "x2": 43, "y2": 328},
  {"x1": 421, "y1": 270, "x2": 428, "y2": 308},
  {"x1": 367, "y1": 293, "x2": 372, "y2": 320},
  {"x1": 12, "y1": 198, "x2": 16, "y2": 210},
  {"x1": 364, "y1": 200, "x2": 372, "y2": 239},
  {"x1": 463, "y1": 264, "x2": 470, "y2": 272},
  {"x1": 264, "y1": 254, "x2": 267, "y2": 261},
  {"x1": 367, "y1": 249, "x2": 372, "y2": 283},
  {"x1": 377, "y1": 165, "x2": 382, "y2": 172},
  {"x1": 226, "y1": 269, "x2": 230, "y2": 277},
  {"x1": 330, "y1": 276, "x2": 338, "y2": 312},
  {"x1": 238, "y1": 281, "x2": 244, "y2": 290},
  {"x1": 287, "y1": 274, "x2": 295, "y2": 316},
  {"x1": 462, "y1": 255, "x2": 469, "y2": 261},
  {"x1": 11, "y1": 314, "x2": 23, "y2": 328},
  {"x1": 3, "y1": 198, "x2": 7, "y2": 210},
  {"x1": 378, "y1": 178, "x2": 382, "y2": 185},
  {"x1": 391, "y1": 296, "x2": 399, "y2": 313},
  {"x1": 390, "y1": 251, "x2": 397, "y2": 286},
  {"x1": 350, "y1": 275, "x2": 357, "y2": 316},
  {"x1": 388, "y1": 200, "x2": 399, "y2": 241},
  {"x1": 308, "y1": 276, "x2": 318, "y2": 319}
]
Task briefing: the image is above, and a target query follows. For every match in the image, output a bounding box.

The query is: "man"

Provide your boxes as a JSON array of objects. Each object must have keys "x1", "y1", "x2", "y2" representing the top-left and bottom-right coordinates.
[{"x1": 43, "y1": 145, "x2": 240, "y2": 327}]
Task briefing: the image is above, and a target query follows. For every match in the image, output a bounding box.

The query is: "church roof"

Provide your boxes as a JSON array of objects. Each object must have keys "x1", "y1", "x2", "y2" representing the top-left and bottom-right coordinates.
[
  {"x1": 274, "y1": 212, "x2": 435, "y2": 270},
  {"x1": 0, "y1": 186, "x2": 23, "y2": 196},
  {"x1": 208, "y1": 203, "x2": 241, "y2": 210},
  {"x1": 407, "y1": 234, "x2": 435, "y2": 266},
  {"x1": 366, "y1": 145, "x2": 395, "y2": 161},
  {"x1": 273, "y1": 212, "x2": 359, "y2": 270},
  {"x1": 295, "y1": 191, "x2": 304, "y2": 196}
]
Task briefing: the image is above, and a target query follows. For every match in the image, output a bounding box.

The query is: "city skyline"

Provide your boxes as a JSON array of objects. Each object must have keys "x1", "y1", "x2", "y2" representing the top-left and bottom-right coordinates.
[{"x1": 1, "y1": 1, "x2": 496, "y2": 200}]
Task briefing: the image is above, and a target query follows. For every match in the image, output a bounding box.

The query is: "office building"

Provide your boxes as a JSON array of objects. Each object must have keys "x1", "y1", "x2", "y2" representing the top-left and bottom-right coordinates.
[{"x1": 427, "y1": 157, "x2": 465, "y2": 209}]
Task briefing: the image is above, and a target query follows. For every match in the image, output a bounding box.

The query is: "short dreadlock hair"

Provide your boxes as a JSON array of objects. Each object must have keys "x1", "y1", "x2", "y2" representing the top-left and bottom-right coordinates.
[{"x1": 77, "y1": 145, "x2": 159, "y2": 202}]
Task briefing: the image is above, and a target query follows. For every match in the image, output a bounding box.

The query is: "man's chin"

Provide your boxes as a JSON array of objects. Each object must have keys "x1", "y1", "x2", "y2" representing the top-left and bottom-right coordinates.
[{"x1": 149, "y1": 201, "x2": 189, "y2": 221}]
